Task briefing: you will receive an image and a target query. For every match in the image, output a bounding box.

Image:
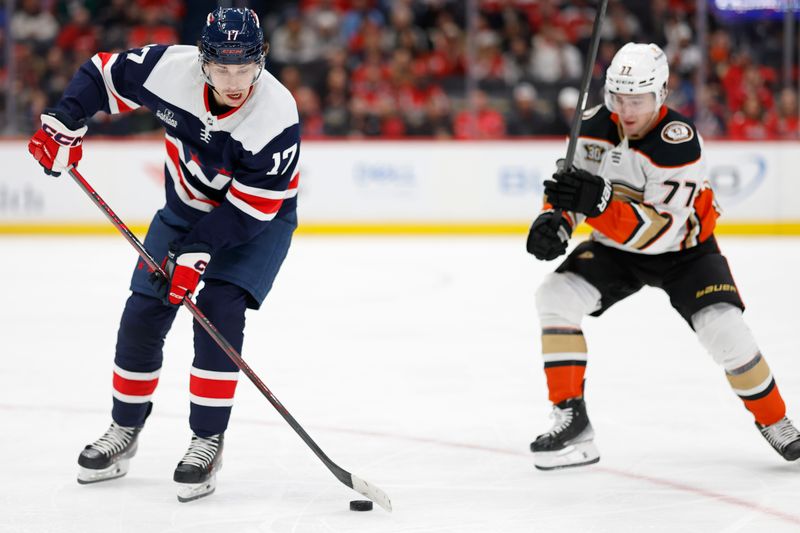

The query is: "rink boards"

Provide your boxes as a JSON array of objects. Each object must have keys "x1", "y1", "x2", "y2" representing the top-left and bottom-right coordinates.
[{"x1": 1, "y1": 139, "x2": 799, "y2": 235}]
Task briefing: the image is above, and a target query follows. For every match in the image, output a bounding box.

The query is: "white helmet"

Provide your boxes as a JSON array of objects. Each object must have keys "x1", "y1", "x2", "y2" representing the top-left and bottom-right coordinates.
[{"x1": 604, "y1": 43, "x2": 669, "y2": 111}]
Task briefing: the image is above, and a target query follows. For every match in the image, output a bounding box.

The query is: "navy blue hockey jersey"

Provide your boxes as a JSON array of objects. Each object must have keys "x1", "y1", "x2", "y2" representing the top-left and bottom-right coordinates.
[{"x1": 55, "y1": 44, "x2": 300, "y2": 253}]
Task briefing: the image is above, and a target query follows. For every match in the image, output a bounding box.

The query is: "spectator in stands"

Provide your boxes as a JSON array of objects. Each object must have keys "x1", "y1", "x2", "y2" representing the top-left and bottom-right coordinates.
[
  {"x1": 708, "y1": 28, "x2": 732, "y2": 66},
  {"x1": 378, "y1": 96, "x2": 407, "y2": 138},
  {"x1": 529, "y1": 25, "x2": 582, "y2": 86},
  {"x1": 667, "y1": 71, "x2": 695, "y2": 118},
  {"x1": 722, "y1": 51, "x2": 775, "y2": 114},
  {"x1": 349, "y1": 94, "x2": 383, "y2": 137},
  {"x1": 397, "y1": 62, "x2": 449, "y2": 136},
  {"x1": 506, "y1": 83, "x2": 556, "y2": 136},
  {"x1": 551, "y1": 86, "x2": 580, "y2": 137},
  {"x1": 279, "y1": 65, "x2": 303, "y2": 100},
  {"x1": 296, "y1": 86, "x2": 325, "y2": 139},
  {"x1": 767, "y1": 88, "x2": 799, "y2": 139},
  {"x1": 601, "y1": 1, "x2": 641, "y2": 46},
  {"x1": 494, "y1": 3, "x2": 532, "y2": 46},
  {"x1": 322, "y1": 90, "x2": 351, "y2": 136},
  {"x1": 97, "y1": 0, "x2": 136, "y2": 51},
  {"x1": 425, "y1": 20, "x2": 466, "y2": 83},
  {"x1": 502, "y1": 36, "x2": 532, "y2": 86},
  {"x1": 270, "y1": 8, "x2": 323, "y2": 66},
  {"x1": 473, "y1": 28, "x2": 507, "y2": 93},
  {"x1": 454, "y1": 89, "x2": 505, "y2": 139},
  {"x1": 4, "y1": 0, "x2": 800, "y2": 140},
  {"x1": 351, "y1": 50, "x2": 388, "y2": 97},
  {"x1": 665, "y1": 20, "x2": 701, "y2": 77},
  {"x1": 727, "y1": 93, "x2": 776, "y2": 140},
  {"x1": 55, "y1": 5, "x2": 98, "y2": 56},
  {"x1": 322, "y1": 65, "x2": 351, "y2": 136},
  {"x1": 382, "y1": 5, "x2": 427, "y2": 56},
  {"x1": 420, "y1": 92, "x2": 454, "y2": 139},
  {"x1": 11, "y1": 0, "x2": 58, "y2": 51},
  {"x1": 628, "y1": 0, "x2": 669, "y2": 46},
  {"x1": 306, "y1": 0, "x2": 344, "y2": 57},
  {"x1": 323, "y1": 64, "x2": 349, "y2": 104},
  {"x1": 127, "y1": 5, "x2": 178, "y2": 48},
  {"x1": 42, "y1": 47, "x2": 73, "y2": 104},
  {"x1": 341, "y1": 0, "x2": 385, "y2": 46},
  {"x1": 694, "y1": 85, "x2": 727, "y2": 138}
]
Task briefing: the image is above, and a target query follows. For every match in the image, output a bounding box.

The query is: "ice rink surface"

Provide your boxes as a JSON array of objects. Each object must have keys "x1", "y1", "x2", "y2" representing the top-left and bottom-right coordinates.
[{"x1": 2, "y1": 235, "x2": 800, "y2": 533}]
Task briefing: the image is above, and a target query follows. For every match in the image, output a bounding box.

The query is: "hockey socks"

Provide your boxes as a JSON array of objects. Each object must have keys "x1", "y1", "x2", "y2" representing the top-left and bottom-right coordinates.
[
  {"x1": 726, "y1": 353, "x2": 785, "y2": 427},
  {"x1": 541, "y1": 327, "x2": 587, "y2": 404}
]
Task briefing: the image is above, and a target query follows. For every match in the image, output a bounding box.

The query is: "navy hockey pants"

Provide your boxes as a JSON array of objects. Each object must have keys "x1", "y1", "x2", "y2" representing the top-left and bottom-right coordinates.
[{"x1": 111, "y1": 207, "x2": 295, "y2": 436}]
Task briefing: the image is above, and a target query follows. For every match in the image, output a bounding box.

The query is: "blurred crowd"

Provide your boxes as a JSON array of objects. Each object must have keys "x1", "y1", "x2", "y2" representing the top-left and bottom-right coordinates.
[{"x1": 2, "y1": 0, "x2": 799, "y2": 139}]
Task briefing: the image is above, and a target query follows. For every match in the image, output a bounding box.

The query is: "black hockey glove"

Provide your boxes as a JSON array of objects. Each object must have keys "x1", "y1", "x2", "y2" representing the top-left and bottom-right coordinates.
[
  {"x1": 526, "y1": 211, "x2": 572, "y2": 261},
  {"x1": 544, "y1": 167, "x2": 612, "y2": 218}
]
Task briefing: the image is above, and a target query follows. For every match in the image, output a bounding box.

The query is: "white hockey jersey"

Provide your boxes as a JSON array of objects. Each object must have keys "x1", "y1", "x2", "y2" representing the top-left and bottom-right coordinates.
[
  {"x1": 550, "y1": 105, "x2": 720, "y2": 254},
  {"x1": 55, "y1": 44, "x2": 299, "y2": 253}
]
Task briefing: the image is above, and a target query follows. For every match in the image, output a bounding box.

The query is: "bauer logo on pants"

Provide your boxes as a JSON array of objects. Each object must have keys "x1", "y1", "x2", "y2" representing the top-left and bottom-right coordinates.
[{"x1": 696, "y1": 283, "x2": 737, "y2": 299}]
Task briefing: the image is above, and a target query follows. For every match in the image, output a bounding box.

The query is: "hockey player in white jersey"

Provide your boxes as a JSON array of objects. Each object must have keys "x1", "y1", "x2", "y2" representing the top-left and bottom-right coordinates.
[
  {"x1": 28, "y1": 8, "x2": 299, "y2": 501},
  {"x1": 526, "y1": 42, "x2": 800, "y2": 470}
]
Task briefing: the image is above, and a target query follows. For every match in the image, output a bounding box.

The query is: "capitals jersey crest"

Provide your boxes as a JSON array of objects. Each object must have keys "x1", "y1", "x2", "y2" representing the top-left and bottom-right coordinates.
[{"x1": 56, "y1": 45, "x2": 300, "y2": 252}]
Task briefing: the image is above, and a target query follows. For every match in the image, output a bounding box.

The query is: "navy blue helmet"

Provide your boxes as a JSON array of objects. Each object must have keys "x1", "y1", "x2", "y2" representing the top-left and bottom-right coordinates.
[{"x1": 199, "y1": 8, "x2": 265, "y2": 66}]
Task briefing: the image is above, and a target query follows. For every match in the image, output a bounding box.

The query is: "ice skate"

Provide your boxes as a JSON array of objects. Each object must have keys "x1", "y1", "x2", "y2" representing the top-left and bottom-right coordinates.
[
  {"x1": 531, "y1": 397, "x2": 600, "y2": 470},
  {"x1": 174, "y1": 433, "x2": 224, "y2": 502},
  {"x1": 77, "y1": 422, "x2": 142, "y2": 484},
  {"x1": 758, "y1": 417, "x2": 800, "y2": 461}
]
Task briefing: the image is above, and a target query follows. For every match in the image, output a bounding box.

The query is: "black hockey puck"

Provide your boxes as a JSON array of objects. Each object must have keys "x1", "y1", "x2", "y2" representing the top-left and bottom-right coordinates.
[{"x1": 349, "y1": 500, "x2": 373, "y2": 511}]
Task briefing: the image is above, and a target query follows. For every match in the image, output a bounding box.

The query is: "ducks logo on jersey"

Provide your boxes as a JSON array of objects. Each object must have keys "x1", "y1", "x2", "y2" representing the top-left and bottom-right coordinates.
[{"x1": 661, "y1": 121, "x2": 694, "y2": 144}]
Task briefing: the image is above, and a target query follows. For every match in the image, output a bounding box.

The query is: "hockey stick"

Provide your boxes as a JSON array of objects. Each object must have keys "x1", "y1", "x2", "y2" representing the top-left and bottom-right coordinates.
[
  {"x1": 66, "y1": 166, "x2": 393, "y2": 512},
  {"x1": 563, "y1": 0, "x2": 608, "y2": 170},
  {"x1": 552, "y1": 0, "x2": 609, "y2": 222}
]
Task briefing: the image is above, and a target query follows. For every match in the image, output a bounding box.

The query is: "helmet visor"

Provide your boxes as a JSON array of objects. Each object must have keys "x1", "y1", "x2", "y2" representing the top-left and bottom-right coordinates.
[
  {"x1": 605, "y1": 90, "x2": 657, "y2": 116},
  {"x1": 203, "y1": 60, "x2": 263, "y2": 88}
]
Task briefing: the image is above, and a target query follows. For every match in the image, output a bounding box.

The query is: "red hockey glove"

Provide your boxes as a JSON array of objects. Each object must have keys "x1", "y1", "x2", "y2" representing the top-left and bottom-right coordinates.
[
  {"x1": 150, "y1": 243, "x2": 211, "y2": 306},
  {"x1": 28, "y1": 108, "x2": 88, "y2": 177}
]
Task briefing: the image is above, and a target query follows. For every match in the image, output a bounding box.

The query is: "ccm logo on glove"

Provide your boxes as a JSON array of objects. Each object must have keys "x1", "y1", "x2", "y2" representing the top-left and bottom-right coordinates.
[
  {"x1": 41, "y1": 124, "x2": 84, "y2": 147},
  {"x1": 150, "y1": 243, "x2": 212, "y2": 306},
  {"x1": 28, "y1": 108, "x2": 88, "y2": 177}
]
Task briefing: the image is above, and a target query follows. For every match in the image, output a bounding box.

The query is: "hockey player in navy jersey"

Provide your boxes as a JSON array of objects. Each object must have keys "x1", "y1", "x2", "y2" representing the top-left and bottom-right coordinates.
[
  {"x1": 525, "y1": 43, "x2": 800, "y2": 470},
  {"x1": 28, "y1": 8, "x2": 299, "y2": 501}
]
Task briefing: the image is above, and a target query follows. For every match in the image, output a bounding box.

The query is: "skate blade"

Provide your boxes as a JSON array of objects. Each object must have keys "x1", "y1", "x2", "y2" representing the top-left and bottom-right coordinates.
[
  {"x1": 176, "y1": 474, "x2": 217, "y2": 503},
  {"x1": 77, "y1": 459, "x2": 130, "y2": 484},
  {"x1": 534, "y1": 441, "x2": 600, "y2": 471}
]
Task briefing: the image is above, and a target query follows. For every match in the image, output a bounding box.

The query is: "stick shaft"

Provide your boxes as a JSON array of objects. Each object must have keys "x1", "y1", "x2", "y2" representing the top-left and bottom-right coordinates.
[{"x1": 67, "y1": 166, "x2": 365, "y2": 494}]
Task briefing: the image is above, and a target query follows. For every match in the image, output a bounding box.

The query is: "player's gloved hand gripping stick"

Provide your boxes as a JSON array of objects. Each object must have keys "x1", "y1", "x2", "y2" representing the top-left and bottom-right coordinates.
[
  {"x1": 544, "y1": 167, "x2": 612, "y2": 218},
  {"x1": 150, "y1": 242, "x2": 212, "y2": 306},
  {"x1": 65, "y1": 165, "x2": 393, "y2": 513},
  {"x1": 526, "y1": 0, "x2": 609, "y2": 257},
  {"x1": 28, "y1": 109, "x2": 87, "y2": 177}
]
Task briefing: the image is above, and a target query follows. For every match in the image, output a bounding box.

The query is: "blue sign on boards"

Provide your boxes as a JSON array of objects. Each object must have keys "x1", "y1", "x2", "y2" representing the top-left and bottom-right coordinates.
[
  {"x1": 497, "y1": 166, "x2": 542, "y2": 196},
  {"x1": 712, "y1": 0, "x2": 800, "y2": 21}
]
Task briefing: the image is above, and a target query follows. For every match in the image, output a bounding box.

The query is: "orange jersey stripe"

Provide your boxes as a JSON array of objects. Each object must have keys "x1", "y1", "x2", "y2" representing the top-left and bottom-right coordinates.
[
  {"x1": 585, "y1": 200, "x2": 643, "y2": 244},
  {"x1": 693, "y1": 188, "x2": 719, "y2": 243}
]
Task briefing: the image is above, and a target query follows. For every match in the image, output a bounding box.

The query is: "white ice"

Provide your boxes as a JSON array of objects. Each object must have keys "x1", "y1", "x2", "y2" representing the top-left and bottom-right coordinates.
[{"x1": 2, "y1": 235, "x2": 800, "y2": 533}]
